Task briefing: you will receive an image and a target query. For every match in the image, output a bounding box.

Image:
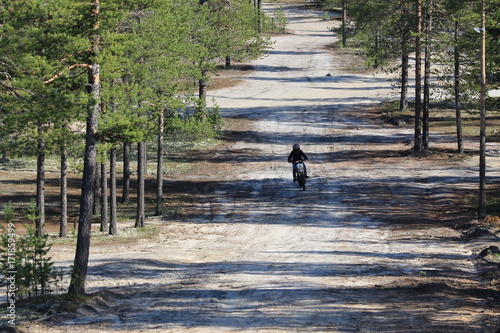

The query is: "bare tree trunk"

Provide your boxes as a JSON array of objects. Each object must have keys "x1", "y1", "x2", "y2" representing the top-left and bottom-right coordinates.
[
  {"x1": 257, "y1": 0, "x2": 262, "y2": 33},
  {"x1": 36, "y1": 130, "x2": 45, "y2": 237},
  {"x1": 478, "y1": 0, "x2": 487, "y2": 219},
  {"x1": 198, "y1": 69, "x2": 208, "y2": 121},
  {"x1": 68, "y1": 79, "x2": 99, "y2": 296},
  {"x1": 93, "y1": 159, "x2": 101, "y2": 215},
  {"x1": 156, "y1": 111, "x2": 164, "y2": 216},
  {"x1": 414, "y1": 0, "x2": 423, "y2": 152},
  {"x1": 100, "y1": 161, "x2": 108, "y2": 232},
  {"x1": 400, "y1": 28, "x2": 409, "y2": 113},
  {"x1": 454, "y1": 20, "x2": 464, "y2": 154},
  {"x1": 60, "y1": 141, "x2": 68, "y2": 237},
  {"x1": 0, "y1": 149, "x2": 8, "y2": 162},
  {"x1": 122, "y1": 142, "x2": 131, "y2": 204},
  {"x1": 422, "y1": 0, "x2": 433, "y2": 151},
  {"x1": 109, "y1": 148, "x2": 117, "y2": 235},
  {"x1": 135, "y1": 141, "x2": 146, "y2": 228},
  {"x1": 341, "y1": 0, "x2": 347, "y2": 47},
  {"x1": 68, "y1": 0, "x2": 101, "y2": 297}
]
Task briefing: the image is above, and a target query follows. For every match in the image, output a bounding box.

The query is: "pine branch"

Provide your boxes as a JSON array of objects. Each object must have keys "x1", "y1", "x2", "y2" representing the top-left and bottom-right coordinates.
[
  {"x1": 43, "y1": 64, "x2": 92, "y2": 84},
  {"x1": 0, "y1": 73, "x2": 35, "y2": 103}
]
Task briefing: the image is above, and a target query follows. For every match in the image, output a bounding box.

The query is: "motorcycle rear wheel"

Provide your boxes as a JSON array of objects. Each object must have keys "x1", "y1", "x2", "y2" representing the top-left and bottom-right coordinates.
[{"x1": 297, "y1": 174, "x2": 306, "y2": 191}]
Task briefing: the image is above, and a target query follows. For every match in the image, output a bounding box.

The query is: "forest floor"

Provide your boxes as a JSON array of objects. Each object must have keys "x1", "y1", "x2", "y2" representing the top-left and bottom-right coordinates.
[{"x1": 4, "y1": 3, "x2": 500, "y2": 332}]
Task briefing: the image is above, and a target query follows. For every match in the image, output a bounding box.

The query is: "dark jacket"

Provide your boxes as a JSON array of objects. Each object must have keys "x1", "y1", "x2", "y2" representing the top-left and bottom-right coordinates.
[{"x1": 288, "y1": 149, "x2": 308, "y2": 163}]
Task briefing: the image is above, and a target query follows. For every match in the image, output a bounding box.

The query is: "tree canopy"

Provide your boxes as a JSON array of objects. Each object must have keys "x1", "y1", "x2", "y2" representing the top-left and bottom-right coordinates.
[{"x1": 1, "y1": 0, "x2": 272, "y2": 295}]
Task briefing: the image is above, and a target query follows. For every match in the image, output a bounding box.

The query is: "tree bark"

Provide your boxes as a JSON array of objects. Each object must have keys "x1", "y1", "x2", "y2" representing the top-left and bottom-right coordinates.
[
  {"x1": 422, "y1": 0, "x2": 433, "y2": 151},
  {"x1": 478, "y1": 0, "x2": 487, "y2": 219},
  {"x1": 414, "y1": 0, "x2": 423, "y2": 152},
  {"x1": 36, "y1": 130, "x2": 45, "y2": 237},
  {"x1": 135, "y1": 141, "x2": 146, "y2": 228},
  {"x1": 198, "y1": 69, "x2": 208, "y2": 121},
  {"x1": 257, "y1": 0, "x2": 262, "y2": 33},
  {"x1": 93, "y1": 158, "x2": 101, "y2": 215},
  {"x1": 341, "y1": 0, "x2": 347, "y2": 47},
  {"x1": 454, "y1": 20, "x2": 464, "y2": 154},
  {"x1": 100, "y1": 161, "x2": 108, "y2": 232},
  {"x1": 156, "y1": 111, "x2": 164, "y2": 216},
  {"x1": 60, "y1": 141, "x2": 68, "y2": 238},
  {"x1": 68, "y1": 0, "x2": 101, "y2": 297},
  {"x1": 68, "y1": 78, "x2": 99, "y2": 296},
  {"x1": 109, "y1": 148, "x2": 117, "y2": 235},
  {"x1": 122, "y1": 142, "x2": 131, "y2": 204},
  {"x1": 400, "y1": 28, "x2": 409, "y2": 113}
]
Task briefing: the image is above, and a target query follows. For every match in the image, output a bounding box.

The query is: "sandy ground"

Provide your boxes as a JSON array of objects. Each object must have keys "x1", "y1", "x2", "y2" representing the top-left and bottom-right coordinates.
[{"x1": 18, "y1": 3, "x2": 500, "y2": 333}]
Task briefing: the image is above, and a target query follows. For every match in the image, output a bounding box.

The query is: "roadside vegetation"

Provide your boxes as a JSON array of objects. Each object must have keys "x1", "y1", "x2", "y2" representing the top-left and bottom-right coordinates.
[
  {"x1": 318, "y1": 0, "x2": 500, "y2": 217},
  {"x1": 0, "y1": 0, "x2": 275, "y2": 299}
]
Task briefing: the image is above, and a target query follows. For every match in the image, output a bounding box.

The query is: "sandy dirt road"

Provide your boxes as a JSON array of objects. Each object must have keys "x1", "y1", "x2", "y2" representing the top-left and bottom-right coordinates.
[{"x1": 23, "y1": 3, "x2": 500, "y2": 333}]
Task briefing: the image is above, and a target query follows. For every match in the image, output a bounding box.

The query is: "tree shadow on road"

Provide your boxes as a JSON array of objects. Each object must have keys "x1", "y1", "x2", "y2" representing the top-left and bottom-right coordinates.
[{"x1": 43, "y1": 257, "x2": 499, "y2": 332}]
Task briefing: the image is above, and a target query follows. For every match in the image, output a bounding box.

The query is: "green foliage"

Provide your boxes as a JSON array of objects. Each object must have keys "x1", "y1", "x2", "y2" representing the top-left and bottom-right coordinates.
[
  {"x1": 381, "y1": 100, "x2": 401, "y2": 113},
  {"x1": 262, "y1": 6, "x2": 288, "y2": 34},
  {"x1": 273, "y1": 6, "x2": 288, "y2": 34},
  {"x1": 165, "y1": 105, "x2": 223, "y2": 143},
  {"x1": 0, "y1": 202, "x2": 64, "y2": 302},
  {"x1": 1, "y1": 0, "x2": 272, "y2": 158},
  {"x1": 0, "y1": 0, "x2": 89, "y2": 159},
  {"x1": 184, "y1": 0, "x2": 271, "y2": 85},
  {"x1": 344, "y1": 0, "x2": 500, "y2": 105},
  {"x1": 486, "y1": 97, "x2": 500, "y2": 111}
]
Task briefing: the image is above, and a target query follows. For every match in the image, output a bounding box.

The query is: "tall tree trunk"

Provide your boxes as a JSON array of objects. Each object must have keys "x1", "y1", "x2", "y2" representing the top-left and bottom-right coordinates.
[
  {"x1": 257, "y1": 0, "x2": 262, "y2": 33},
  {"x1": 93, "y1": 159, "x2": 101, "y2": 215},
  {"x1": 341, "y1": 0, "x2": 347, "y2": 47},
  {"x1": 100, "y1": 161, "x2": 108, "y2": 232},
  {"x1": 122, "y1": 142, "x2": 131, "y2": 204},
  {"x1": 478, "y1": 0, "x2": 487, "y2": 219},
  {"x1": 454, "y1": 20, "x2": 464, "y2": 154},
  {"x1": 135, "y1": 141, "x2": 146, "y2": 228},
  {"x1": 422, "y1": 0, "x2": 433, "y2": 151},
  {"x1": 399, "y1": 0, "x2": 411, "y2": 113},
  {"x1": 68, "y1": 0, "x2": 100, "y2": 297},
  {"x1": 156, "y1": 111, "x2": 164, "y2": 216},
  {"x1": 0, "y1": 149, "x2": 8, "y2": 162},
  {"x1": 36, "y1": 130, "x2": 45, "y2": 237},
  {"x1": 68, "y1": 85, "x2": 99, "y2": 296},
  {"x1": 414, "y1": 0, "x2": 423, "y2": 152},
  {"x1": 198, "y1": 69, "x2": 207, "y2": 121},
  {"x1": 60, "y1": 141, "x2": 68, "y2": 238},
  {"x1": 400, "y1": 28, "x2": 409, "y2": 113},
  {"x1": 109, "y1": 148, "x2": 117, "y2": 235}
]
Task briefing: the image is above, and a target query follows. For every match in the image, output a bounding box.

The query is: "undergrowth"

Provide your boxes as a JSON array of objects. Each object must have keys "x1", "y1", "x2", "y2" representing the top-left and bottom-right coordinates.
[{"x1": 0, "y1": 201, "x2": 64, "y2": 303}]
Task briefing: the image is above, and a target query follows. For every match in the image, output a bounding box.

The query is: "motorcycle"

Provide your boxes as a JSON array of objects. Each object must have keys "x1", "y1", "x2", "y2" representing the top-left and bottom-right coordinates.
[{"x1": 293, "y1": 160, "x2": 306, "y2": 191}]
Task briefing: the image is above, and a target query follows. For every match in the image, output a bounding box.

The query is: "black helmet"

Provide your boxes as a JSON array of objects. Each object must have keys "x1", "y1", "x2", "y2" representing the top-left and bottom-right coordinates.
[{"x1": 293, "y1": 144, "x2": 300, "y2": 150}]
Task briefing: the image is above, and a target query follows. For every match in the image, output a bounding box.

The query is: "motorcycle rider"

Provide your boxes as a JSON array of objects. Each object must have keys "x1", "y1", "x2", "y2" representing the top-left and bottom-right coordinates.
[{"x1": 287, "y1": 144, "x2": 309, "y2": 181}]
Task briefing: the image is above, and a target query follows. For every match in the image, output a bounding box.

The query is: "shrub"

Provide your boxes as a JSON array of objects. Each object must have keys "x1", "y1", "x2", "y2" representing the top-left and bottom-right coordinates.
[
  {"x1": 0, "y1": 202, "x2": 64, "y2": 302},
  {"x1": 165, "y1": 105, "x2": 223, "y2": 143}
]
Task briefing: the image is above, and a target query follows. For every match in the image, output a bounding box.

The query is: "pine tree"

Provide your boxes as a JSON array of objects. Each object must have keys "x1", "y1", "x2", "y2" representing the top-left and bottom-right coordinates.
[{"x1": 0, "y1": 0, "x2": 90, "y2": 236}]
